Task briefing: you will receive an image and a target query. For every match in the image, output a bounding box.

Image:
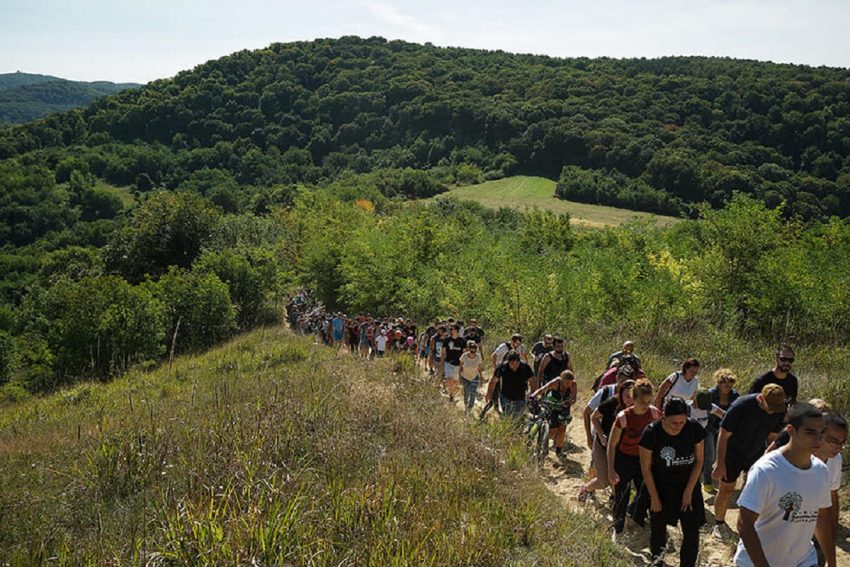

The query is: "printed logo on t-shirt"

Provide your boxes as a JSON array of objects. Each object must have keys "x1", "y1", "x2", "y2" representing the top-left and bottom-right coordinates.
[
  {"x1": 778, "y1": 492, "x2": 812, "y2": 522},
  {"x1": 659, "y1": 446, "x2": 695, "y2": 468}
]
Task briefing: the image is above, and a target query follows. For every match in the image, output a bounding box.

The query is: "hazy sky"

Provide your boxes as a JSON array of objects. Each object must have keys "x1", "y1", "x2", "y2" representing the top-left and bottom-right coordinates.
[{"x1": 2, "y1": 0, "x2": 849, "y2": 83}]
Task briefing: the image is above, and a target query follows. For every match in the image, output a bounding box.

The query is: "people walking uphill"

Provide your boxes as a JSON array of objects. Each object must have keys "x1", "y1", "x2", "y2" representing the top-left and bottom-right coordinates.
[
  {"x1": 429, "y1": 326, "x2": 447, "y2": 379},
  {"x1": 485, "y1": 351, "x2": 534, "y2": 418},
  {"x1": 529, "y1": 370, "x2": 577, "y2": 457},
  {"x1": 462, "y1": 319, "x2": 485, "y2": 345},
  {"x1": 688, "y1": 388, "x2": 725, "y2": 489},
  {"x1": 441, "y1": 324, "x2": 465, "y2": 403},
  {"x1": 607, "y1": 378, "x2": 661, "y2": 541},
  {"x1": 607, "y1": 340, "x2": 641, "y2": 370},
  {"x1": 749, "y1": 344, "x2": 799, "y2": 409},
  {"x1": 530, "y1": 334, "x2": 554, "y2": 386},
  {"x1": 655, "y1": 357, "x2": 700, "y2": 409},
  {"x1": 711, "y1": 383, "x2": 787, "y2": 540},
  {"x1": 733, "y1": 403, "x2": 837, "y2": 567},
  {"x1": 639, "y1": 397, "x2": 706, "y2": 567},
  {"x1": 492, "y1": 333, "x2": 526, "y2": 368},
  {"x1": 703, "y1": 369, "x2": 739, "y2": 493},
  {"x1": 459, "y1": 340, "x2": 483, "y2": 414}
]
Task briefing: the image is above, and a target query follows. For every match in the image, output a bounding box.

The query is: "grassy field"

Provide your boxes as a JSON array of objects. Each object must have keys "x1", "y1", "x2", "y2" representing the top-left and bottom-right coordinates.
[
  {"x1": 441, "y1": 176, "x2": 680, "y2": 228},
  {"x1": 0, "y1": 326, "x2": 625, "y2": 566}
]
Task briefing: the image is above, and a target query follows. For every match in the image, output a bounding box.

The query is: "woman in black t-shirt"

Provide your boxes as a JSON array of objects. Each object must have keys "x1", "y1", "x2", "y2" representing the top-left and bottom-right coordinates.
[{"x1": 639, "y1": 397, "x2": 705, "y2": 567}]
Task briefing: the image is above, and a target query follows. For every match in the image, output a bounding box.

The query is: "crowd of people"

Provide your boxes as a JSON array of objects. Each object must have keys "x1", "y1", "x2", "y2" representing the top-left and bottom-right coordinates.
[{"x1": 285, "y1": 296, "x2": 845, "y2": 567}]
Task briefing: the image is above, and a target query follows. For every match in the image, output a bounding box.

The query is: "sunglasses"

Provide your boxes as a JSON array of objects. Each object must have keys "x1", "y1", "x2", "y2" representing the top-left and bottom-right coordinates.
[{"x1": 779, "y1": 357, "x2": 795, "y2": 363}]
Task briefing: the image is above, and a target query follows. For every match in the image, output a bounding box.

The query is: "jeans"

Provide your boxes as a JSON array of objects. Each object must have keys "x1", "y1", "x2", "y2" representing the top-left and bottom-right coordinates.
[
  {"x1": 703, "y1": 428, "x2": 717, "y2": 485},
  {"x1": 500, "y1": 395, "x2": 526, "y2": 417},
  {"x1": 462, "y1": 376, "x2": 479, "y2": 411}
]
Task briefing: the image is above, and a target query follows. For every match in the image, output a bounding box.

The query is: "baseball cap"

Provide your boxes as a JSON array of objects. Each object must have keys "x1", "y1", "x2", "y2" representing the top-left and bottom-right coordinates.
[{"x1": 761, "y1": 384, "x2": 787, "y2": 413}]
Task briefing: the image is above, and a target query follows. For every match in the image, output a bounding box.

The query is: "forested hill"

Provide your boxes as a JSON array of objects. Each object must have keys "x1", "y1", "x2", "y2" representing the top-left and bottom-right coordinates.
[
  {"x1": 2, "y1": 36, "x2": 850, "y2": 230},
  {"x1": 0, "y1": 72, "x2": 140, "y2": 124}
]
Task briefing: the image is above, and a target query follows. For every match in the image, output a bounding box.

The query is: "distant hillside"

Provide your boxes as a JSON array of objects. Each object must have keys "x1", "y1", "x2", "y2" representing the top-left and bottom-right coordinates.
[
  {"x1": 0, "y1": 72, "x2": 139, "y2": 124},
  {"x1": 2, "y1": 36, "x2": 850, "y2": 245}
]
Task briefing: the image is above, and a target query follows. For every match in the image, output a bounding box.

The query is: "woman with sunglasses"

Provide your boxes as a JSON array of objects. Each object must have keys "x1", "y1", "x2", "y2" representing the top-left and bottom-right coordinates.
[{"x1": 459, "y1": 339, "x2": 483, "y2": 414}]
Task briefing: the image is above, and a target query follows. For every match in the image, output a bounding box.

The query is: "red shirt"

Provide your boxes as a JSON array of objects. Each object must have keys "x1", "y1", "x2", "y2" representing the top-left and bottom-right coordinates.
[
  {"x1": 599, "y1": 366, "x2": 646, "y2": 388},
  {"x1": 614, "y1": 406, "x2": 661, "y2": 456}
]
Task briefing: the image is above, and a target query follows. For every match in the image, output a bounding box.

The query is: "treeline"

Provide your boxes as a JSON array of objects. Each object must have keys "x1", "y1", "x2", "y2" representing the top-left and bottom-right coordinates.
[{"x1": 1, "y1": 36, "x2": 850, "y2": 238}]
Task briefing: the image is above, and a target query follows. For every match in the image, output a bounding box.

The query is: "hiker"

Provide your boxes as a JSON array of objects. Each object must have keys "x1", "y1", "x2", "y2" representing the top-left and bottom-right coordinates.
[
  {"x1": 485, "y1": 351, "x2": 534, "y2": 418},
  {"x1": 749, "y1": 344, "x2": 798, "y2": 409},
  {"x1": 459, "y1": 339, "x2": 483, "y2": 414},
  {"x1": 528, "y1": 369, "x2": 577, "y2": 457},
  {"x1": 655, "y1": 357, "x2": 701, "y2": 409},
  {"x1": 703, "y1": 369, "x2": 739, "y2": 493}
]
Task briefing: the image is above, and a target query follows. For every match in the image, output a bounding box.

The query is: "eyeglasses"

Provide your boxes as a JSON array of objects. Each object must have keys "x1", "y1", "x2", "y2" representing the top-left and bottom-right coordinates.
[{"x1": 778, "y1": 357, "x2": 795, "y2": 363}]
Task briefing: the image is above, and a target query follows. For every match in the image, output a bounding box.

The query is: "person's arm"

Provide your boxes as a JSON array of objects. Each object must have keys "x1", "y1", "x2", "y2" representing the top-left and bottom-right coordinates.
[
  {"x1": 607, "y1": 424, "x2": 623, "y2": 485},
  {"x1": 583, "y1": 404, "x2": 595, "y2": 449},
  {"x1": 591, "y1": 408, "x2": 606, "y2": 446},
  {"x1": 654, "y1": 377, "x2": 671, "y2": 409},
  {"x1": 530, "y1": 379, "x2": 555, "y2": 400},
  {"x1": 737, "y1": 508, "x2": 770, "y2": 567},
  {"x1": 459, "y1": 356, "x2": 465, "y2": 376},
  {"x1": 639, "y1": 446, "x2": 661, "y2": 513},
  {"x1": 815, "y1": 506, "x2": 837, "y2": 567},
  {"x1": 569, "y1": 380, "x2": 577, "y2": 405},
  {"x1": 682, "y1": 440, "x2": 704, "y2": 511},
  {"x1": 830, "y1": 490, "x2": 840, "y2": 541},
  {"x1": 491, "y1": 347, "x2": 499, "y2": 369},
  {"x1": 712, "y1": 427, "x2": 732, "y2": 481},
  {"x1": 537, "y1": 354, "x2": 550, "y2": 381},
  {"x1": 485, "y1": 375, "x2": 499, "y2": 403},
  {"x1": 439, "y1": 343, "x2": 446, "y2": 375}
]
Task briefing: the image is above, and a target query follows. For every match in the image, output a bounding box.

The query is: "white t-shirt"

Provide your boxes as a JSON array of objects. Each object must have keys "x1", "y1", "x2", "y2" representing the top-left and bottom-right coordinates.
[
  {"x1": 460, "y1": 352, "x2": 483, "y2": 380},
  {"x1": 375, "y1": 336, "x2": 388, "y2": 351},
  {"x1": 687, "y1": 400, "x2": 721, "y2": 429},
  {"x1": 818, "y1": 453, "x2": 843, "y2": 492},
  {"x1": 663, "y1": 371, "x2": 699, "y2": 402},
  {"x1": 492, "y1": 342, "x2": 525, "y2": 365},
  {"x1": 734, "y1": 449, "x2": 831, "y2": 567}
]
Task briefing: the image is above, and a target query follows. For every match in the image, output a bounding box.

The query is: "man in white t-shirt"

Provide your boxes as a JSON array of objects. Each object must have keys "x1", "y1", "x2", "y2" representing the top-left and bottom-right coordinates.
[
  {"x1": 491, "y1": 334, "x2": 526, "y2": 367},
  {"x1": 734, "y1": 403, "x2": 836, "y2": 567}
]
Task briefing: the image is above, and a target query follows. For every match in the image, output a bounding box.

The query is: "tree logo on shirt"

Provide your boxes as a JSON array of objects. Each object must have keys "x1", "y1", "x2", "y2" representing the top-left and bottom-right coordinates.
[
  {"x1": 779, "y1": 492, "x2": 803, "y2": 521},
  {"x1": 660, "y1": 446, "x2": 676, "y2": 467}
]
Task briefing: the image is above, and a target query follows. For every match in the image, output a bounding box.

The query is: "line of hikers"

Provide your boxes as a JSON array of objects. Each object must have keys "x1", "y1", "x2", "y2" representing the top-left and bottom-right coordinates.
[{"x1": 285, "y1": 297, "x2": 843, "y2": 567}]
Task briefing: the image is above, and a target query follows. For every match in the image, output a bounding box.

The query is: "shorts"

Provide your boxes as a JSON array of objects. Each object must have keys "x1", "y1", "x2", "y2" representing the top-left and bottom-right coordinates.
[
  {"x1": 591, "y1": 436, "x2": 610, "y2": 488},
  {"x1": 444, "y1": 363, "x2": 459, "y2": 379},
  {"x1": 723, "y1": 454, "x2": 754, "y2": 484},
  {"x1": 333, "y1": 331, "x2": 343, "y2": 341}
]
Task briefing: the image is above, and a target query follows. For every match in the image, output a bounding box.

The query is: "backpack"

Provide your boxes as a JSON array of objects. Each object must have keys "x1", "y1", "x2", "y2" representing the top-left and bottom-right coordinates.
[{"x1": 661, "y1": 371, "x2": 682, "y2": 403}]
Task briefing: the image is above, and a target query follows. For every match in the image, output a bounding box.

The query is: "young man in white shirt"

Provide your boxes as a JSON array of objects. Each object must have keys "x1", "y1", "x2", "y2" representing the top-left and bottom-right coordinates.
[{"x1": 734, "y1": 402, "x2": 836, "y2": 567}]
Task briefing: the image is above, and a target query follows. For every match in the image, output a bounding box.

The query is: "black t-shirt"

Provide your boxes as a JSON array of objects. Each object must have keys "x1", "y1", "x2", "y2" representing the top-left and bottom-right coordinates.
[
  {"x1": 597, "y1": 396, "x2": 620, "y2": 439},
  {"x1": 463, "y1": 327, "x2": 484, "y2": 344},
  {"x1": 748, "y1": 371, "x2": 798, "y2": 407},
  {"x1": 720, "y1": 393, "x2": 786, "y2": 465},
  {"x1": 541, "y1": 351, "x2": 570, "y2": 381},
  {"x1": 640, "y1": 418, "x2": 706, "y2": 487},
  {"x1": 444, "y1": 335, "x2": 466, "y2": 365},
  {"x1": 495, "y1": 361, "x2": 534, "y2": 401}
]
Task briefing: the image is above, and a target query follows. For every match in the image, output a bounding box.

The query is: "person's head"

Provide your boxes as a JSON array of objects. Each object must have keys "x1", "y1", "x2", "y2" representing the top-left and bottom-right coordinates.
[
  {"x1": 662, "y1": 396, "x2": 689, "y2": 435},
  {"x1": 395, "y1": 329, "x2": 403, "y2": 338},
  {"x1": 437, "y1": 325, "x2": 446, "y2": 336},
  {"x1": 559, "y1": 370, "x2": 575, "y2": 384},
  {"x1": 712, "y1": 368, "x2": 737, "y2": 392},
  {"x1": 694, "y1": 389, "x2": 712, "y2": 411},
  {"x1": 819, "y1": 412, "x2": 848, "y2": 460},
  {"x1": 469, "y1": 319, "x2": 478, "y2": 328},
  {"x1": 681, "y1": 358, "x2": 700, "y2": 380},
  {"x1": 616, "y1": 363, "x2": 635, "y2": 384},
  {"x1": 786, "y1": 402, "x2": 825, "y2": 453},
  {"x1": 467, "y1": 340, "x2": 478, "y2": 354},
  {"x1": 758, "y1": 383, "x2": 787, "y2": 415},
  {"x1": 511, "y1": 333, "x2": 523, "y2": 347},
  {"x1": 775, "y1": 344, "x2": 795, "y2": 373},
  {"x1": 807, "y1": 398, "x2": 831, "y2": 412},
  {"x1": 433, "y1": 318, "x2": 440, "y2": 327},
  {"x1": 406, "y1": 336, "x2": 415, "y2": 346},
  {"x1": 543, "y1": 334, "x2": 553, "y2": 347},
  {"x1": 633, "y1": 378, "x2": 654, "y2": 409},
  {"x1": 617, "y1": 379, "x2": 636, "y2": 409},
  {"x1": 506, "y1": 350, "x2": 522, "y2": 370},
  {"x1": 553, "y1": 336, "x2": 565, "y2": 353},
  {"x1": 450, "y1": 323, "x2": 460, "y2": 336},
  {"x1": 623, "y1": 340, "x2": 635, "y2": 354}
]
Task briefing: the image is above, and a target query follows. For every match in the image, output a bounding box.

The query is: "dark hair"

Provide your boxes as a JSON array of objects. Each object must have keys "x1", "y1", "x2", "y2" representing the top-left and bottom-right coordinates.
[
  {"x1": 506, "y1": 350, "x2": 521, "y2": 363},
  {"x1": 553, "y1": 336, "x2": 565, "y2": 344},
  {"x1": 682, "y1": 358, "x2": 700, "y2": 371},
  {"x1": 634, "y1": 378, "x2": 654, "y2": 397},
  {"x1": 777, "y1": 343, "x2": 795, "y2": 355},
  {"x1": 437, "y1": 325, "x2": 447, "y2": 333},
  {"x1": 788, "y1": 402, "x2": 823, "y2": 429},
  {"x1": 620, "y1": 354, "x2": 640, "y2": 369},
  {"x1": 511, "y1": 333, "x2": 523, "y2": 342},
  {"x1": 616, "y1": 379, "x2": 636, "y2": 409},
  {"x1": 663, "y1": 396, "x2": 689, "y2": 417},
  {"x1": 451, "y1": 323, "x2": 461, "y2": 332},
  {"x1": 824, "y1": 411, "x2": 848, "y2": 432}
]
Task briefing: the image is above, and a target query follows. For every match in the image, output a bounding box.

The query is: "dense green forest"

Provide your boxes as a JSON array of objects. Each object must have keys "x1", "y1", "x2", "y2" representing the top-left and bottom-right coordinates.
[
  {"x1": 0, "y1": 72, "x2": 139, "y2": 124},
  {"x1": 2, "y1": 37, "x2": 850, "y2": 399}
]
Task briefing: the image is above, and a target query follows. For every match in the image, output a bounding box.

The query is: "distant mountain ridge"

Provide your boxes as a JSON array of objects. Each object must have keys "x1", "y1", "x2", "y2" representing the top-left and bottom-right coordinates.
[{"x1": 0, "y1": 72, "x2": 140, "y2": 124}]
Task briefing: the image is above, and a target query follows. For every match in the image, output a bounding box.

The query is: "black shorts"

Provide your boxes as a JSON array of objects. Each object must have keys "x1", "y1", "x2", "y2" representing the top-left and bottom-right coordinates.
[{"x1": 723, "y1": 454, "x2": 754, "y2": 484}]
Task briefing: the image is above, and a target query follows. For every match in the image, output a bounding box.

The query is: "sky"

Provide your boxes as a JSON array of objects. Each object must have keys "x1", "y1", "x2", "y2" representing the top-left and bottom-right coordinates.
[{"x1": 2, "y1": 0, "x2": 849, "y2": 84}]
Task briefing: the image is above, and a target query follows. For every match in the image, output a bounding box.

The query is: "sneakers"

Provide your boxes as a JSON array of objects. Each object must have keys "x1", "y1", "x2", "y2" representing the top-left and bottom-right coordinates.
[{"x1": 712, "y1": 522, "x2": 732, "y2": 540}]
